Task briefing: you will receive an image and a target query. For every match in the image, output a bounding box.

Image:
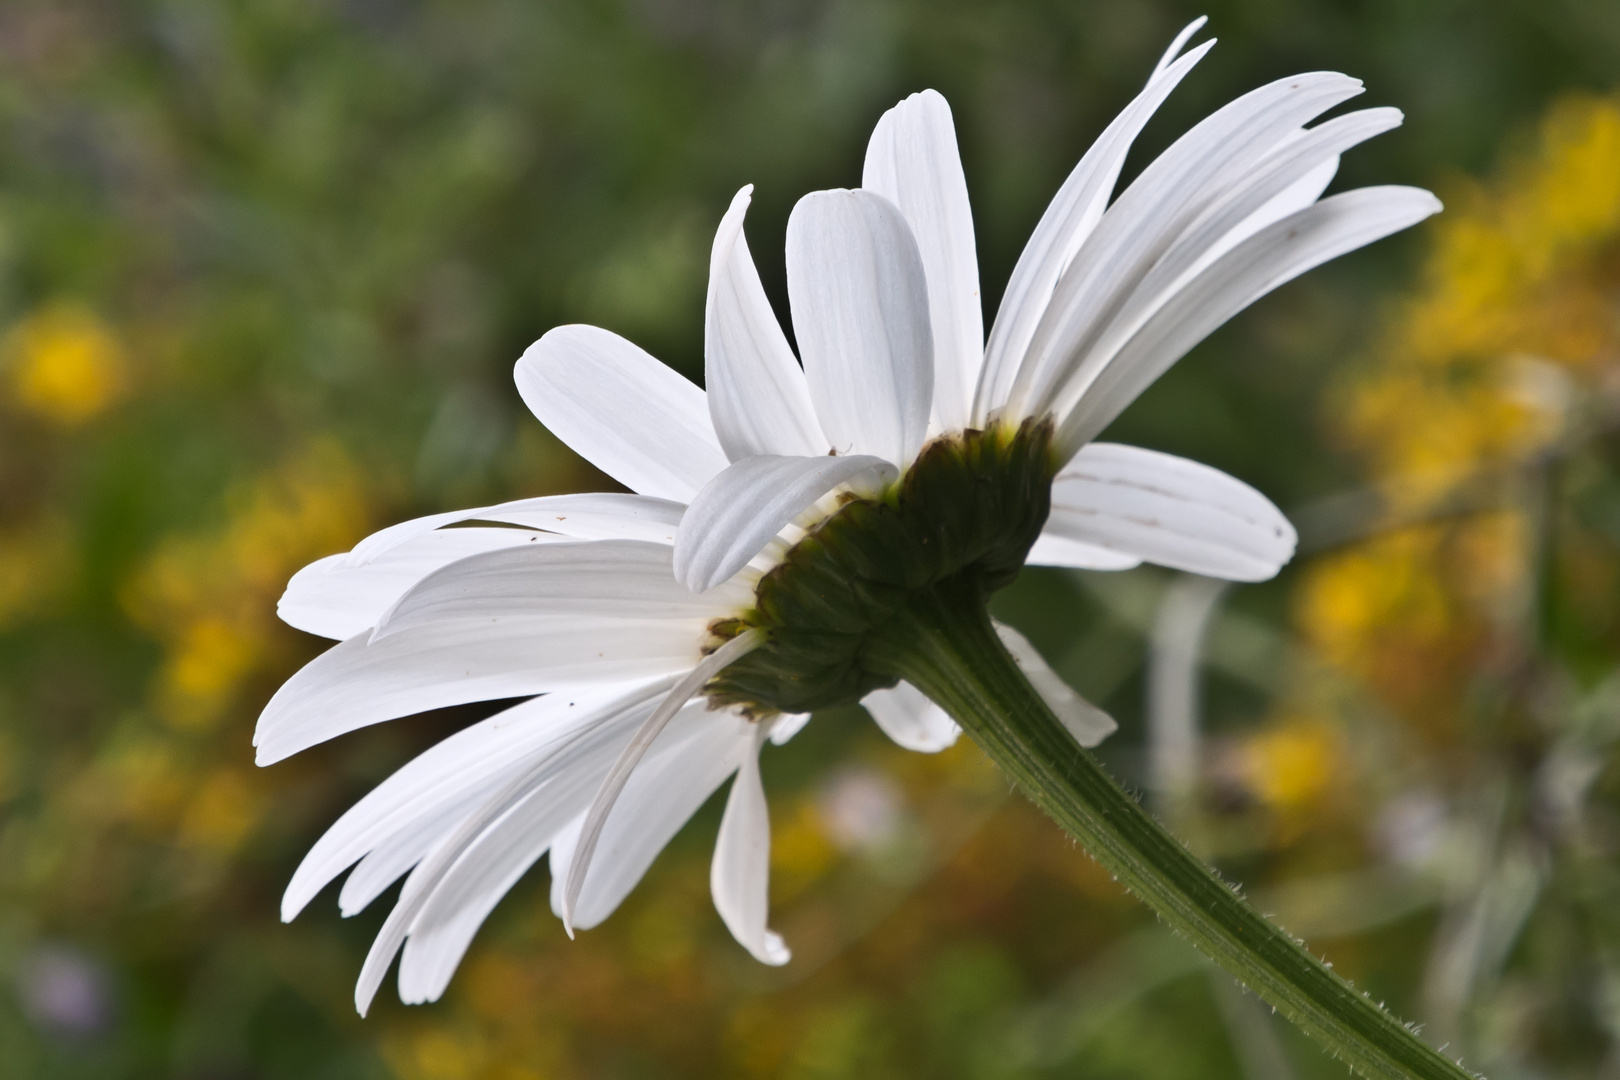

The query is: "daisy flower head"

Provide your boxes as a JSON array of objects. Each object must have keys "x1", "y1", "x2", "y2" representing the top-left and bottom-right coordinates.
[{"x1": 258, "y1": 18, "x2": 1439, "y2": 1017}]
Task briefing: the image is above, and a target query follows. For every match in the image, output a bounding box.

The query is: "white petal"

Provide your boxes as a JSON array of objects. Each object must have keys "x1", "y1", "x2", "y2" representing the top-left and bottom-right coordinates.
[
  {"x1": 974, "y1": 40, "x2": 1213, "y2": 423},
  {"x1": 1042, "y1": 444, "x2": 1297, "y2": 581},
  {"x1": 993, "y1": 620, "x2": 1117, "y2": 747},
  {"x1": 673, "y1": 454, "x2": 898, "y2": 592},
  {"x1": 559, "y1": 705, "x2": 754, "y2": 930},
  {"x1": 480, "y1": 493, "x2": 686, "y2": 543},
  {"x1": 280, "y1": 683, "x2": 670, "y2": 921},
  {"x1": 711, "y1": 725, "x2": 790, "y2": 965},
  {"x1": 262, "y1": 541, "x2": 753, "y2": 765},
  {"x1": 1024, "y1": 532, "x2": 1142, "y2": 571},
  {"x1": 768, "y1": 711, "x2": 811, "y2": 746},
  {"x1": 1185, "y1": 147, "x2": 1339, "y2": 277},
  {"x1": 862, "y1": 90, "x2": 982, "y2": 432},
  {"x1": 254, "y1": 619, "x2": 701, "y2": 766},
  {"x1": 397, "y1": 704, "x2": 739, "y2": 1003},
  {"x1": 863, "y1": 681, "x2": 960, "y2": 752},
  {"x1": 379, "y1": 774, "x2": 589, "y2": 1009},
  {"x1": 560, "y1": 630, "x2": 765, "y2": 934},
  {"x1": 706, "y1": 186, "x2": 827, "y2": 459},
  {"x1": 1123, "y1": 110, "x2": 1396, "y2": 326},
  {"x1": 515, "y1": 324, "x2": 729, "y2": 501},
  {"x1": 344, "y1": 492, "x2": 686, "y2": 567},
  {"x1": 280, "y1": 528, "x2": 572, "y2": 641},
  {"x1": 353, "y1": 682, "x2": 666, "y2": 1013},
  {"x1": 1149, "y1": 17, "x2": 1208, "y2": 81},
  {"x1": 543, "y1": 817, "x2": 584, "y2": 923},
  {"x1": 373, "y1": 539, "x2": 754, "y2": 640},
  {"x1": 1008, "y1": 74, "x2": 1368, "y2": 427},
  {"x1": 1055, "y1": 186, "x2": 1441, "y2": 453},
  {"x1": 340, "y1": 811, "x2": 463, "y2": 918},
  {"x1": 785, "y1": 189, "x2": 933, "y2": 465},
  {"x1": 1038, "y1": 109, "x2": 1397, "y2": 434}
]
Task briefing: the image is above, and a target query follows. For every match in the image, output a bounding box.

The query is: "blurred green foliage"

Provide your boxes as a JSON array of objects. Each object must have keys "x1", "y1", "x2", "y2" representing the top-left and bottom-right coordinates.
[{"x1": 1, "y1": 1, "x2": 1618, "y2": 1078}]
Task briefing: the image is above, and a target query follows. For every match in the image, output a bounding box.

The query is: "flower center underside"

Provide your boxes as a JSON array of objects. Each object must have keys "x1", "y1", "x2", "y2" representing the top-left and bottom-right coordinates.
[{"x1": 704, "y1": 418, "x2": 1057, "y2": 717}]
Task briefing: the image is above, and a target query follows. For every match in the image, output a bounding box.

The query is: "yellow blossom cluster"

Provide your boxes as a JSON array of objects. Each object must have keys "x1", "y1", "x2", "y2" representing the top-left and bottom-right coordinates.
[
  {"x1": 1, "y1": 442, "x2": 377, "y2": 962},
  {"x1": 67, "y1": 444, "x2": 370, "y2": 863},
  {"x1": 1299, "y1": 95, "x2": 1620, "y2": 747},
  {"x1": 1349, "y1": 98, "x2": 1620, "y2": 495},
  {"x1": 0, "y1": 303, "x2": 129, "y2": 629},
  {"x1": 123, "y1": 440, "x2": 368, "y2": 732}
]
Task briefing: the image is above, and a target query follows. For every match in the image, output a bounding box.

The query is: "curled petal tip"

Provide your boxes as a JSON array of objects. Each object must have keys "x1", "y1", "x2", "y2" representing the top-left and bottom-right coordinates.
[{"x1": 759, "y1": 933, "x2": 791, "y2": 966}]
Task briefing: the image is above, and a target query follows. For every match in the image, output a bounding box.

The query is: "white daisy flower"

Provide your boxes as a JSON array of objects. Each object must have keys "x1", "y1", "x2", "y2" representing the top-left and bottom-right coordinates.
[{"x1": 258, "y1": 19, "x2": 1439, "y2": 1016}]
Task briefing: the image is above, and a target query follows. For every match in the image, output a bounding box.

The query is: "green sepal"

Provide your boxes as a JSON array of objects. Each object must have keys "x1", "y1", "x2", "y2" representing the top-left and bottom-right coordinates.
[{"x1": 704, "y1": 418, "x2": 1055, "y2": 716}]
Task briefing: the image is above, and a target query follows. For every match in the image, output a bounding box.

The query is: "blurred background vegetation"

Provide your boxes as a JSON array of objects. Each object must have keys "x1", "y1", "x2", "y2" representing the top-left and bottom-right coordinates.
[{"x1": 3, "y1": 1, "x2": 1620, "y2": 1077}]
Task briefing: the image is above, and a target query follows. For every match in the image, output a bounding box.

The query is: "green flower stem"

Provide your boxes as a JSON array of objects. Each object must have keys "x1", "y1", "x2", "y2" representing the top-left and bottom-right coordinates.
[{"x1": 863, "y1": 574, "x2": 1475, "y2": 1080}]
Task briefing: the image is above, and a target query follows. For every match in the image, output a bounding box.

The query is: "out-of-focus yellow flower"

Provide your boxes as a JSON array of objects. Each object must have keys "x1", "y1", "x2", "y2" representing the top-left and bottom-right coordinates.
[
  {"x1": 161, "y1": 618, "x2": 264, "y2": 729},
  {"x1": 124, "y1": 441, "x2": 368, "y2": 730},
  {"x1": 1302, "y1": 527, "x2": 1455, "y2": 670},
  {"x1": 1241, "y1": 723, "x2": 1338, "y2": 812},
  {"x1": 5, "y1": 302, "x2": 128, "y2": 425},
  {"x1": 1345, "y1": 96, "x2": 1620, "y2": 491},
  {"x1": 1298, "y1": 93, "x2": 1620, "y2": 740}
]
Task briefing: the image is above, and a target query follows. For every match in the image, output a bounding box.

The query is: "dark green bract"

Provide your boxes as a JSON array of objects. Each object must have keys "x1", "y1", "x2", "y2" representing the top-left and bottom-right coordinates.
[{"x1": 704, "y1": 419, "x2": 1056, "y2": 716}]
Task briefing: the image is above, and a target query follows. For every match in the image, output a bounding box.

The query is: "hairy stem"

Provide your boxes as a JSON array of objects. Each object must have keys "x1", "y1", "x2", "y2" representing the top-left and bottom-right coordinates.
[{"x1": 863, "y1": 574, "x2": 1475, "y2": 1080}]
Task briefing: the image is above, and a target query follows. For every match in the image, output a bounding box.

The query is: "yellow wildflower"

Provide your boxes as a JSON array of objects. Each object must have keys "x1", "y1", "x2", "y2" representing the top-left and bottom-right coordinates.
[
  {"x1": 1241, "y1": 723, "x2": 1339, "y2": 812},
  {"x1": 124, "y1": 441, "x2": 368, "y2": 730},
  {"x1": 1299, "y1": 93, "x2": 1620, "y2": 740},
  {"x1": 5, "y1": 302, "x2": 128, "y2": 425}
]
